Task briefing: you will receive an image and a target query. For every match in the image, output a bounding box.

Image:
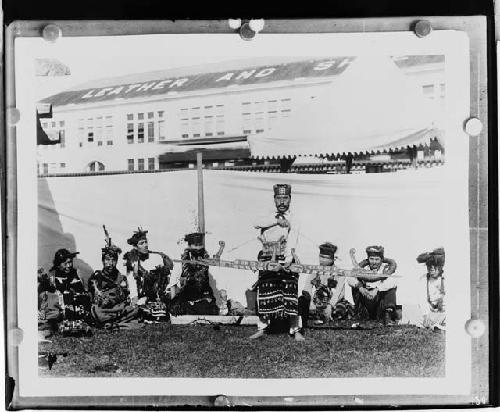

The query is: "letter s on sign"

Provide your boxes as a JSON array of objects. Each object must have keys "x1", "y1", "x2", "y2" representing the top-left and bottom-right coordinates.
[{"x1": 313, "y1": 61, "x2": 336, "y2": 71}]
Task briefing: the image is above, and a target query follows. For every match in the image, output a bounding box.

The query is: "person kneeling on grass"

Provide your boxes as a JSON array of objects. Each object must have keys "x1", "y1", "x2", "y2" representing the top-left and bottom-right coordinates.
[
  {"x1": 49, "y1": 248, "x2": 91, "y2": 321},
  {"x1": 89, "y1": 242, "x2": 138, "y2": 327},
  {"x1": 347, "y1": 245, "x2": 398, "y2": 325},
  {"x1": 38, "y1": 268, "x2": 63, "y2": 337},
  {"x1": 168, "y1": 232, "x2": 219, "y2": 316},
  {"x1": 311, "y1": 242, "x2": 354, "y2": 325},
  {"x1": 123, "y1": 227, "x2": 174, "y2": 305},
  {"x1": 415, "y1": 247, "x2": 445, "y2": 331}
]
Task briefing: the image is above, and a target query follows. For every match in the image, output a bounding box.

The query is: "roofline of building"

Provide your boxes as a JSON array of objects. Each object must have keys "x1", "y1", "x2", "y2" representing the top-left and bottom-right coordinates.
[{"x1": 47, "y1": 76, "x2": 337, "y2": 113}]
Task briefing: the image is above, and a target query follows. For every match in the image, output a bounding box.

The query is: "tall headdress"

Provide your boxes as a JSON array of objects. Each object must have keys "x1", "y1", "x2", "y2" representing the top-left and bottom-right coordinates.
[{"x1": 102, "y1": 225, "x2": 122, "y2": 258}]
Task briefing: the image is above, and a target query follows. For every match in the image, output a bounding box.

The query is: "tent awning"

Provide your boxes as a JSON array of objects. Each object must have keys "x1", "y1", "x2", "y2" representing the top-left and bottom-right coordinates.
[
  {"x1": 159, "y1": 148, "x2": 251, "y2": 163},
  {"x1": 158, "y1": 135, "x2": 250, "y2": 163},
  {"x1": 248, "y1": 56, "x2": 444, "y2": 160}
]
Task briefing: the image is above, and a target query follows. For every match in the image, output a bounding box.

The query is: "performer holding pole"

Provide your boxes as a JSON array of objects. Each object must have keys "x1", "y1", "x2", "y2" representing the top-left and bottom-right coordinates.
[
  {"x1": 168, "y1": 232, "x2": 219, "y2": 316},
  {"x1": 250, "y1": 184, "x2": 304, "y2": 341}
]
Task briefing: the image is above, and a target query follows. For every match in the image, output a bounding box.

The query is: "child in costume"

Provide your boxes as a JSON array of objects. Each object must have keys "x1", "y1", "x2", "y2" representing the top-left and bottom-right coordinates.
[
  {"x1": 311, "y1": 242, "x2": 354, "y2": 324},
  {"x1": 416, "y1": 248, "x2": 446, "y2": 330}
]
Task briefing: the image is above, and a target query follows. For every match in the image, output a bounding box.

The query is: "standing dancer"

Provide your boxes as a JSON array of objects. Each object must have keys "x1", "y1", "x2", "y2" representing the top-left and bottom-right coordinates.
[{"x1": 250, "y1": 184, "x2": 304, "y2": 341}]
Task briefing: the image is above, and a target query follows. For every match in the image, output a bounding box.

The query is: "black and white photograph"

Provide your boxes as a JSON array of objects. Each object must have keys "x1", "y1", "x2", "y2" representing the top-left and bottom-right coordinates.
[{"x1": 10, "y1": 26, "x2": 476, "y2": 399}]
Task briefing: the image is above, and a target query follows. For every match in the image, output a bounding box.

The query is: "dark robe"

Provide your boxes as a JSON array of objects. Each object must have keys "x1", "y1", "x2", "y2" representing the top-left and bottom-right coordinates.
[
  {"x1": 254, "y1": 252, "x2": 299, "y2": 319},
  {"x1": 169, "y1": 249, "x2": 219, "y2": 316},
  {"x1": 88, "y1": 268, "x2": 138, "y2": 325}
]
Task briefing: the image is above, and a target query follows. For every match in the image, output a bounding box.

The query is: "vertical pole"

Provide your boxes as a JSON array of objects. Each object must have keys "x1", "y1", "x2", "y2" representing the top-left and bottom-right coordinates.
[
  {"x1": 410, "y1": 146, "x2": 417, "y2": 169},
  {"x1": 197, "y1": 152, "x2": 205, "y2": 244}
]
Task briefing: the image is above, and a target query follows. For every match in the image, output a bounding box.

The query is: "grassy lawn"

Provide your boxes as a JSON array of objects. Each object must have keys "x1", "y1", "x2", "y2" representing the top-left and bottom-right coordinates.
[{"x1": 39, "y1": 323, "x2": 445, "y2": 378}]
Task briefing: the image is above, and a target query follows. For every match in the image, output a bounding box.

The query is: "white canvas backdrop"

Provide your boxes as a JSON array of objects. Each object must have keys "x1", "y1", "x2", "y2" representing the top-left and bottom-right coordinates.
[{"x1": 39, "y1": 168, "x2": 447, "y2": 312}]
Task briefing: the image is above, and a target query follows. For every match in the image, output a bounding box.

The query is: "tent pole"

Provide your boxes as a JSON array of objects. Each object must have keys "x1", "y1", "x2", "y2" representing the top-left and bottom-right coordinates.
[{"x1": 197, "y1": 152, "x2": 205, "y2": 244}]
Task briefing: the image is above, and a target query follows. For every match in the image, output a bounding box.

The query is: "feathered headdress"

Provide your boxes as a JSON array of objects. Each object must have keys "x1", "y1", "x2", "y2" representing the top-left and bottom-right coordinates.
[
  {"x1": 101, "y1": 225, "x2": 122, "y2": 258},
  {"x1": 127, "y1": 227, "x2": 148, "y2": 246}
]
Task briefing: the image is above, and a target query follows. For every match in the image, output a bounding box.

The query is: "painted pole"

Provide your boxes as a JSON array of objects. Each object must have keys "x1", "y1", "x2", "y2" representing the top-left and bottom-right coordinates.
[{"x1": 197, "y1": 152, "x2": 205, "y2": 243}]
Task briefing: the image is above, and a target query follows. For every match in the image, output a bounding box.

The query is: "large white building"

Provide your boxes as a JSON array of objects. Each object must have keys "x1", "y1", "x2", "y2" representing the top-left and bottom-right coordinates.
[{"x1": 37, "y1": 55, "x2": 445, "y2": 175}]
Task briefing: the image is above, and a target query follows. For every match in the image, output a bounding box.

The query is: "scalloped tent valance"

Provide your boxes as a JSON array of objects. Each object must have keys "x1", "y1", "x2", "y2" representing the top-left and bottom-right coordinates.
[{"x1": 248, "y1": 55, "x2": 444, "y2": 159}]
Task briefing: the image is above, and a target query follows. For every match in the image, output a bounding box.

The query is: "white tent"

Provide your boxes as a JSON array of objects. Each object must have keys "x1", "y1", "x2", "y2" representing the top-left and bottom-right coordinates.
[{"x1": 248, "y1": 55, "x2": 442, "y2": 159}]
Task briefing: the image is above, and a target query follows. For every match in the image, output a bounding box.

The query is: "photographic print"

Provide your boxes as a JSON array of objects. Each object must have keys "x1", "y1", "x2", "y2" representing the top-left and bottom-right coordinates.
[{"x1": 10, "y1": 27, "x2": 474, "y2": 398}]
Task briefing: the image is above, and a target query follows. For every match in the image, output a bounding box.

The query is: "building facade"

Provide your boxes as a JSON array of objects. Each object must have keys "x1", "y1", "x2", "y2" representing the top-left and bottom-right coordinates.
[{"x1": 37, "y1": 56, "x2": 445, "y2": 175}]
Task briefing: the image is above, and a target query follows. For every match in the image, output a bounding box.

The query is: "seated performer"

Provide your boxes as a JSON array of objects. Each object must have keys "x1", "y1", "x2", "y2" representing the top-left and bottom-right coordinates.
[
  {"x1": 169, "y1": 232, "x2": 219, "y2": 316},
  {"x1": 88, "y1": 238, "x2": 138, "y2": 327},
  {"x1": 250, "y1": 183, "x2": 304, "y2": 341},
  {"x1": 415, "y1": 247, "x2": 445, "y2": 330},
  {"x1": 310, "y1": 242, "x2": 354, "y2": 324},
  {"x1": 48, "y1": 248, "x2": 90, "y2": 321},
  {"x1": 123, "y1": 228, "x2": 173, "y2": 305},
  {"x1": 38, "y1": 268, "x2": 63, "y2": 335},
  {"x1": 347, "y1": 245, "x2": 398, "y2": 324}
]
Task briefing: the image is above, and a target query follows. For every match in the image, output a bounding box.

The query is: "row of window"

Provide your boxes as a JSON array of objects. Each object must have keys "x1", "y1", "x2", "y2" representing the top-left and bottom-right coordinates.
[
  {"x1": 42, "y1": 121, "x2": 65, "y2": 129},
  {"x1": 39, "y1": 162, "x2": 66, "y2": 174},
  {"x1": 241, "y1": 98, "x2": 291, "y2": 134},
  {"x1": 38, "y1": 98, "x2": 294, "y2": 150},
  {"x1": 179, "y1": 105, "x2": 225, "y2": 139},
  {"x1": 127, "y1": 111, "x2": 165, "y2": 144},
  {"x1": 39, "y1": 159, "x2": 157, "y2": 174},
  {"x1": 128, "y1": 158, "x2": 156, "y2": 171},
  {"x1": 39, "y1": 161, "x2": 108, "y2": 174},
  {"x1": 78, "y1": 115, "x2": 114, "y2": 146}
]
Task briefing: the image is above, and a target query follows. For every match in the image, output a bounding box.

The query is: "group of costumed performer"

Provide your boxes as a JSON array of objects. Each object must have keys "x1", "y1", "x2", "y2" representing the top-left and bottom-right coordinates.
[{"x1": 38, "y1": 183, "x2": 445, "y2": 337}]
